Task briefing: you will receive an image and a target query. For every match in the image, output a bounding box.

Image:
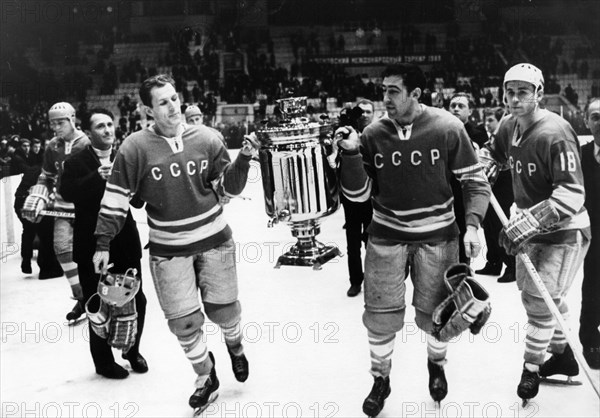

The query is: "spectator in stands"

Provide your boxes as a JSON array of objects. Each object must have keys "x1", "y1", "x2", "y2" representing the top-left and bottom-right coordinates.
[
  {"x1": 565, "y1": 83, "x2": 579, "y2": 107},
  {"x1": 592, "y1": 81, "x2": 600, "y2": 98},
  {"x1": 10, "y1": 138, "x2": 32, "y2": 175},
  {"x1": 30, "y1": 139, "x2": 44, "y2": 166},
  {"x1": 476, "y1": 107, "x2": 516, "y2": 282},
  {"x1": 118, "y1": 94, "x2": 132, "y2": 117},
  {"x1": 0, "y1": 138, "x2": 15, "y2": 178}
]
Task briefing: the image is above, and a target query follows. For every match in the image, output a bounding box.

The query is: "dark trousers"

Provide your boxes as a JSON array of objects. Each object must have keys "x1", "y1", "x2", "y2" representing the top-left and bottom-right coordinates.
[
  {"x1": 14, "y1": 198, "x2": 36, "y2": 261},
  {"x1": 78, "y1": 260, "x2": 147, "y2": 370},
  {"x1": 481, "y1": 172, "x2": 515, "y2": 269},
  {"x1": 580, "y1": 239, "x2": 600, "y2": 349},
  {"x1": 451, "y1": 178, "x2": 469, "y2": 264},
  {"x1": 36, "y1": 217, "x2": 64, "y2": 274},
  {"x1": 341, "y1": 195, "x2": 373, "y2": 286},
  {"x1": 14, "y1": 196, "x2": 63, "y2": 275}
]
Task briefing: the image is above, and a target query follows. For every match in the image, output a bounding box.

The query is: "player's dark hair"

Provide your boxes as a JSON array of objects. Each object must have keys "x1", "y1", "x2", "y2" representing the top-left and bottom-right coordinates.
[
  {"x1": 82, "y1": 107, "x2": 114, "y2": 131},
  {"x1": 382, "y1": 64, "x2": 426, "y2": 94},
  {"x1": 139, "y1": 74, "x2": 176, "y2": 107}
]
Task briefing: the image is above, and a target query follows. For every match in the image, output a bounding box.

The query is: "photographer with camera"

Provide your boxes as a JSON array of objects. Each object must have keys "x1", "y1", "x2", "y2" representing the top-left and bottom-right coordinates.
[{"x1": 336, "y1": 99, "x2": 376, "y2": 297}]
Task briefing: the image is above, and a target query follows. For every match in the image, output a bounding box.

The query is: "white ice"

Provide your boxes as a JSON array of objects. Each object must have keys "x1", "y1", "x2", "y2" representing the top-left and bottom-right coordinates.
[{"x1": 1, "y1": 157, "x2": 599, "y2": 418}]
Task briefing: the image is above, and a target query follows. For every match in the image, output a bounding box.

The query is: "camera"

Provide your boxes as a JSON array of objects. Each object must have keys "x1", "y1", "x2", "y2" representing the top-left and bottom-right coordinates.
[{"x1": 338, "y1": 105, "x2": 364, "y2": 131}]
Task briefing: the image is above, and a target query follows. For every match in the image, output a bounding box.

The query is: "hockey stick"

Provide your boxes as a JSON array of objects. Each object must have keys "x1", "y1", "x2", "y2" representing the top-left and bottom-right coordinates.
[
  {"x1": 489, "y1": 193, "x2": 600, "y2": 398},
  {"x1": 40, "y1": 210, "x2": 75, "y2": 218}
]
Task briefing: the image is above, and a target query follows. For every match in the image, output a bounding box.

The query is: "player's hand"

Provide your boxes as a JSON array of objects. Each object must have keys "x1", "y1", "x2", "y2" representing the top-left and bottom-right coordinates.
[
  {"x1": 464, "y1": 225, "x2": 482, "y2": 259},
  {"x1": 334, "y1": 126, "x2": 360, "y2": 154},
  {"x1": 97, "y1": 163, "x2": 113, "y2": 181},
  {"x1": 498, "y1": 228, "x2": 520, "y2": 256},
  {"x1": 240, "y1": 132, "x2": 260, "y2": 157},
  {"x1": 93, "y1": 251, "x2": 111, "y2": 274}
]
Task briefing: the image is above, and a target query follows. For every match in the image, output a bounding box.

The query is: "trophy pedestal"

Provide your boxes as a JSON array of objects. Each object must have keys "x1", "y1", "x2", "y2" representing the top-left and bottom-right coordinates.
[
  {"x1": 275, "y1": 221, "x2": 342, "y2": 270},
  {"x1": 258, "y1": 96, "x2": 341, "y2": 270}
]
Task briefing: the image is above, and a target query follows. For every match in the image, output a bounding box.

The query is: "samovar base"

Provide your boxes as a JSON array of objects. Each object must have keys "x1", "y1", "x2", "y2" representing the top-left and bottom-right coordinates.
[
  {"x1": 274, "y1": 221, "x2": 342, "y2": 270},
  {"x1": 275, "y1": 241, "x2": 342, "y2": 270}
]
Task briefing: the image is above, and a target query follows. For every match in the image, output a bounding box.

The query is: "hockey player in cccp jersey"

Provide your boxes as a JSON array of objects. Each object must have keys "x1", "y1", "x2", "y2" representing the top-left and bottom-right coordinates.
[
  {"x1": 480, "y1": 63, "x2": 590, "y2": 404},
  {"x1": 22, "y1": 102, "x2": 91, "y2": 322}
]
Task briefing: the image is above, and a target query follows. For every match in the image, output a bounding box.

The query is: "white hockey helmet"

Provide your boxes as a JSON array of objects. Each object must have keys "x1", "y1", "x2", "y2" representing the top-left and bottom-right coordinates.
[
  {"x1": 184, "y1": 104, "x2": 202, "y2": 119},
  {"x1": 48, "y1": 102, "x2": 76, "y2": 121},
  {"x1": 503, "y1": 63, "x2": 544, "y2": 91}
]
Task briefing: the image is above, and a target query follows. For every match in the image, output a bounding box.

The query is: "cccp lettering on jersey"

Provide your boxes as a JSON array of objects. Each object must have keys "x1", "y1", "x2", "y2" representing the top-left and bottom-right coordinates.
[
  {"x1": 150, "y1": 159, "x2": 209, "y2": 181},
  {"x1": 374, "y1": 149, "x2": 441, "y2": 169},
  {"x1": 508, "y1": 156, "x2": 537, "y2": 176}
]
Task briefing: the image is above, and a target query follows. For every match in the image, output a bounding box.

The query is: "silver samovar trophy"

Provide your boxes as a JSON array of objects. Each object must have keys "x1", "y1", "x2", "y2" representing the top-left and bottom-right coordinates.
[{"x1": 256, "y1": 97, "x2": 342, "y2": 269}]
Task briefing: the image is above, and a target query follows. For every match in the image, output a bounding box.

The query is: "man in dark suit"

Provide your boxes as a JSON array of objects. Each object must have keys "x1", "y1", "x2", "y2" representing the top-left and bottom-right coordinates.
[
  {"x1": 449, "y1": 93, "x2": 489, "y2": 149},
  {"x1": 580, "y1": 98, "x2": 600, "y2": 369},
  {"x1": 476, "y1": 107, "x2": 516, "y2": 282},
  {"x1": 448, "y1": 93, "x2": 489, "y2": 264},
  {"x1": 61, "y1": 108, "x2": 148, "y2": 379}
]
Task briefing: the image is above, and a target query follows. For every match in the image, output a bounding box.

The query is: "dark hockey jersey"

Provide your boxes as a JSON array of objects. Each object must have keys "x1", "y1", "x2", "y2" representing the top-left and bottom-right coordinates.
[
  {"x1": 37, "y1": 131, "x2": 90, "y2": 211},
  {"x1": 340, "y1": 105, "x2": 490, "y2": 242},
  {"x1": 95, "y1": 123, "x2": 252, "y2": 257},
  {"x1": 488, "y1": 109, "x2": 589, "y2": 233}
]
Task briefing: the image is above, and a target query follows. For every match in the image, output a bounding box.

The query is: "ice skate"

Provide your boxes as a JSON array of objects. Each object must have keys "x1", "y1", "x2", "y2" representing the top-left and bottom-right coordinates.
[
  {"x1": 227, "y1": 346, "x2": 249, "y2": 382},
  {"x1": 362, "y1": 376, "x2": 390, "y2": 417},
  {"x1": 540, "y1": 345, "x2": 581, "y2": 386},
  {"x1": 517, "y1": 364, "x2": 540, "y2": 406},
  {"x1": 66, "y1": 300, "x2": 86, "y2": 325},
  {"x1": 427, "y1": 359, "x2": 448, "y2": 406},
  {"x1": 190, "y1": 352, "x2": 219, "y2": 416}
]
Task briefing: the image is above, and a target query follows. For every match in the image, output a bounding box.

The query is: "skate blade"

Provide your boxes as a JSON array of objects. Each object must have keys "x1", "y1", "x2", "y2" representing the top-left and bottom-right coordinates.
[
  {"x1": 192, "y1": 392, "x2": 219, "y2": 417},
  {"x1": 540, "y1": 376, "x2": 582, "y2": 386}
]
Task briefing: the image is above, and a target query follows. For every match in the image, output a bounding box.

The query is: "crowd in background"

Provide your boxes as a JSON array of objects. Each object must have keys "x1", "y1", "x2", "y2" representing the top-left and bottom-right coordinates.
[{"x1": 1, "y1": 14, "x2": 598, "y2": 178}]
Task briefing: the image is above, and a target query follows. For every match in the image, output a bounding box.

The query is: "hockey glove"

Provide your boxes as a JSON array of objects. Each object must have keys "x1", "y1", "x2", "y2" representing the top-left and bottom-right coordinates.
[
  {"x1": 478, "y1": 147, "x2": 499, "y2": 185},
  {"x1": 432, "y1": 264, "x2": 492, "y2": 342},
  {"x1": 240, "y1": 132, "x2": 260, "y2": 157},
  {"x1": 21, "y1": 184, "x2": 49, "y2": 223},
  {"x1": 85, "y1": 293, "x2": 111, "y2": 339},
  {"x1": 499, "y1": 200, "x2": 560, "y2": 256},
  {"x1": 108, "y1": 299, "x2": 138, "y2": 352}
]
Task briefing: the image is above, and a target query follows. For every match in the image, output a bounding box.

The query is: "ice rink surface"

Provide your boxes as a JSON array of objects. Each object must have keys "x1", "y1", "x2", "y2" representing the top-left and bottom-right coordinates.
[{"x1": 1, "y1": 157, "x2": 599, "y2": 417}]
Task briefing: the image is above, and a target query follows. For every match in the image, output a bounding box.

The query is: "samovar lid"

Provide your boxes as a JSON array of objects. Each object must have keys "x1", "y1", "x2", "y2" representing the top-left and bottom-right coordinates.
[{"x1": 276, "y1": 97, "x2": 308, "y2": 119}]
